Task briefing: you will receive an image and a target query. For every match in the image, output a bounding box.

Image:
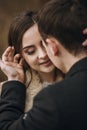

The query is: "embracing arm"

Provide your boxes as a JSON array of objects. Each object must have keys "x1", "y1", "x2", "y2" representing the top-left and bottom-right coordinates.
[
  {"x1": 0, "y1": 81, "x2": 26, "y2": 130},
  {"x1": 0, "y1": 81, "x2": 58, "y2": 130}
]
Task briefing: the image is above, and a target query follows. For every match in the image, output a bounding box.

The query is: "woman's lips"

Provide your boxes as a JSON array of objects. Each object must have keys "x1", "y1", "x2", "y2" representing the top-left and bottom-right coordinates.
[{"x1": 39, "y1": 60, "x2": 52, "y2": 66}]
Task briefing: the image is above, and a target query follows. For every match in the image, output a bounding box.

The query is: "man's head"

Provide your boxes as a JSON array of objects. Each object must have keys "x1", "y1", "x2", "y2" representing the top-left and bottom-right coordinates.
[{"x1": 37, "y1": 0, "x2": 87, "y2": 73}]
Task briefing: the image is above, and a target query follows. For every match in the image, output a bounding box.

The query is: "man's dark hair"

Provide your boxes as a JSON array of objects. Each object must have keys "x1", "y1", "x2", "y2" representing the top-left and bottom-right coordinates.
[{"x1": 37, "y1": 0, "x2": 87, "y2": 55}]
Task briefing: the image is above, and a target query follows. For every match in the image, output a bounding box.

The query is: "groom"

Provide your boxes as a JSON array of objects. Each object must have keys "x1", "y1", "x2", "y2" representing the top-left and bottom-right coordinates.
[{"x1": 0, "y1": 0, "x2": 87, "y2": 130}]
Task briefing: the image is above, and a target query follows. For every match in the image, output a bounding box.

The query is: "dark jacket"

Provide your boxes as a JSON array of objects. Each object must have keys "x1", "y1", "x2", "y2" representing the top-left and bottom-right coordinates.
[{"x1": 0, "y1": 58, "x2": 87, "y2": 130}]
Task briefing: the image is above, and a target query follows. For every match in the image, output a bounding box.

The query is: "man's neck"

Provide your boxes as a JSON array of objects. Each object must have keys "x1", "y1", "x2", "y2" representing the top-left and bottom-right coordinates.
[{"x1": 59, "y1": 49, "x2": 87, "y2": 74}]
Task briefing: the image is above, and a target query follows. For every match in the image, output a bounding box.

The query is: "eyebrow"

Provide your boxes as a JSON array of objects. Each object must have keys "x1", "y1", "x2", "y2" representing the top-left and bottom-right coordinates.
[{"x1": 22, "y1": 45, "x2": 34, "y2": 50}]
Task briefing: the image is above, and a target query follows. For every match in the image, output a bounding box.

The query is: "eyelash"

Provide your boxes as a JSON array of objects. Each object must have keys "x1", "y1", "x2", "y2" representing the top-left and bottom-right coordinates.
[{"x1": 26, "y1": 50, "x2": 35, "y2": 55}]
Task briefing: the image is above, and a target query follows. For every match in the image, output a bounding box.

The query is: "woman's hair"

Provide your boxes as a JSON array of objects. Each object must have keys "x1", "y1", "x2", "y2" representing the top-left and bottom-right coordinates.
[
  {"x1": 8, "y1": 10, "x2": 37, "y2": 70},
  {"x1": 8, "y1": 10, "x2": 36, "y2": 54}
]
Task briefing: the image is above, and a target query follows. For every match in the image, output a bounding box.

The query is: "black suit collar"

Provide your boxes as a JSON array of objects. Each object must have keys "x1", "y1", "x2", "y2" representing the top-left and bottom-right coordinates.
[{"x1": 65, "y1": 57, "x2": 87, "y2": 78}]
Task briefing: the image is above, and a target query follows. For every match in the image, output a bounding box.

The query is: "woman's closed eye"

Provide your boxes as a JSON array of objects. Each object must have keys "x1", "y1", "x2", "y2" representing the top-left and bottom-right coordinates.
[{"x1": 24, "y1": 48, "x2": 35, "y2": 55}]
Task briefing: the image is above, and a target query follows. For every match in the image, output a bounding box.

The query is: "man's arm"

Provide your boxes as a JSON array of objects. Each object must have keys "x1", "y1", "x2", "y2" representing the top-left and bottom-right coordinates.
[
  {"x1": 0, "y1": 81, "x2": 58, "y2": 130},
  {"x1": 0, "y1": 81, "x2": 26, "y2": 130}
]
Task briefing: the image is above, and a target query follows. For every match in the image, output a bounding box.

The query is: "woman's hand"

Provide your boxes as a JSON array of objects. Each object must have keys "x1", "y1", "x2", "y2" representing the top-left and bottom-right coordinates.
[{"x1": 0, "y1": 46, "x2": 25, "y2": 84}]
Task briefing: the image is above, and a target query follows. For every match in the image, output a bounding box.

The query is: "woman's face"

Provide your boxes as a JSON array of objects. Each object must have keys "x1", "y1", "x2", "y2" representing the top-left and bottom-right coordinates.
[{"x1": 22, "y1": 24, "x2": 55, "y2": 73}]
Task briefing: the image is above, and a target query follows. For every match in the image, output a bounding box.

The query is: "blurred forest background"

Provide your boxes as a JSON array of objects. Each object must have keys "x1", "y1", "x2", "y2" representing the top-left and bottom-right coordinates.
[{"x1": 0, "y1": 0, "x2": 49, "y2": 81}]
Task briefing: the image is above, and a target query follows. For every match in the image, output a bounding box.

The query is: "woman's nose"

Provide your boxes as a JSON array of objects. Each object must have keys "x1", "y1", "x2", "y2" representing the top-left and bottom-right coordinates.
[{"x1": 38, "y1": 49, "x2": 47, "y2": 59}]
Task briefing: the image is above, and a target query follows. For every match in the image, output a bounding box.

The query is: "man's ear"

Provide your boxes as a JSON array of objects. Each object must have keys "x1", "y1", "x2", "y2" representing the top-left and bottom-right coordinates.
[{"x1": 46, "y1": 38, "x2": 58, "y2": 55}]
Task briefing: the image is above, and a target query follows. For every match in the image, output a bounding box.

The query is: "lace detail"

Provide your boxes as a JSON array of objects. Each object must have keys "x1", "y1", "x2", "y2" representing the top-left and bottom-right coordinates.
[{"x1": 42, "y1": 81, "x2": 54, "y2": 88}]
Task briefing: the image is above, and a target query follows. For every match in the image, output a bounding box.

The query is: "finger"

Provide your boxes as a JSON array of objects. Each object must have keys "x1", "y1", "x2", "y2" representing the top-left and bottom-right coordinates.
[
  {"x1": 8, "y1": 47, "x2": 15, "y2": 62},
  {"x1": 0, "y1": 58, "x2": 6, "y2": 71},
  {"x1": 2, "y1": 46, "x2": 12, "y2": 62},
  {"x1": 14, "y1": 54, "x2": 21, "y2": 63},
  {"x1": 19, "y1": 58, "x2": 24, "y2": 66},
  {"x1": 82, "y1": 39, "x2": 87, "y2": 46},
  {"x1": 83, "y1": 28, "x2": 87, "y2": 34}
]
